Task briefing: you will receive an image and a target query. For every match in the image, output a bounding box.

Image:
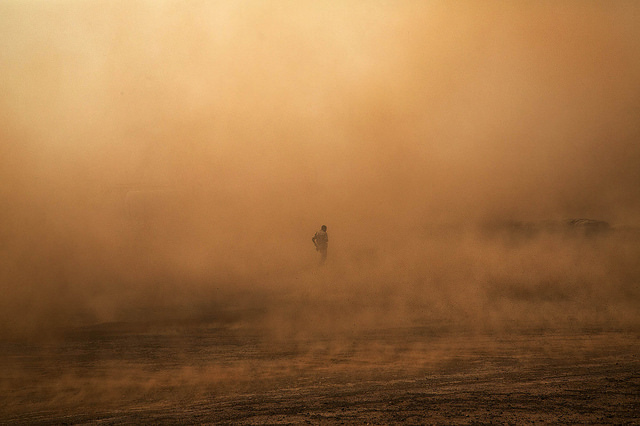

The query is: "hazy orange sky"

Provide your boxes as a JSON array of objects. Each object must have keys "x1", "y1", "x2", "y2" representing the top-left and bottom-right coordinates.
[
  {"x1": 1, "y1": 1, "x2": 640, "y2": 335},
  {"x1": 2, "y1": 1, "x2": 639, "y2": 231}
]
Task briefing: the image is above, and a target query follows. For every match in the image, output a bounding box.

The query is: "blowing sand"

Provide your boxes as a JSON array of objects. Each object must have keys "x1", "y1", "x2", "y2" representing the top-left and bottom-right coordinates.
[
  {"x1": 2, "y1": 1, "x2": 640, "y2": 423},
  {"x1": 1, "y1": 314, "x2": 638, "y2": 424},
  {"x1": 2, "y1": 229, "x2": 640, "y2": 424}
]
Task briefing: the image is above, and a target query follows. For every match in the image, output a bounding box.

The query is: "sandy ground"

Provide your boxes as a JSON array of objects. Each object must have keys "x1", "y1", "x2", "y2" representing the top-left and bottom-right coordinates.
[{"x1": 1, "y1": 314, "x2": 639, "y2": 425}]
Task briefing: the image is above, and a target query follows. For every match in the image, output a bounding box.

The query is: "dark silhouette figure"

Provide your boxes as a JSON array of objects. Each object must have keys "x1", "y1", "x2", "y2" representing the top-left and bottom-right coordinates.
[{"x1": 312, "y1": 225, "x2": 328, "y2": 265}]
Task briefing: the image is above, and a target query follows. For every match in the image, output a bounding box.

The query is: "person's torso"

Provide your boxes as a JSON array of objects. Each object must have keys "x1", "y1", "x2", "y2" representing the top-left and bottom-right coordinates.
[{"x1": 315, "y1": 230, "x2": 328, "y2": 247}]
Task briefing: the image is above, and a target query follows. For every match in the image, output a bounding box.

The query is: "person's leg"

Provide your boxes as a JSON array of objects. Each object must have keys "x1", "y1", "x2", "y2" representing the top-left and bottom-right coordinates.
[{"x1": 320, "y1": 248, "x2": 327, "y2": 265}]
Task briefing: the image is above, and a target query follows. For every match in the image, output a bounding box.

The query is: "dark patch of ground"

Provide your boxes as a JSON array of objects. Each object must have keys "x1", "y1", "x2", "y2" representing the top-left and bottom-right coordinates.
[{"x1": 1, "y1": 318, "x2": 639, "y2": 424}]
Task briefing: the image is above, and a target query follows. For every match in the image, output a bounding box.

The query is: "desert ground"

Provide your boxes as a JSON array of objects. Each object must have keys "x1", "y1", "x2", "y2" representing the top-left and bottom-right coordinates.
[{"x1": 2, "y1": 258, "x2": 639, "y2": 425}]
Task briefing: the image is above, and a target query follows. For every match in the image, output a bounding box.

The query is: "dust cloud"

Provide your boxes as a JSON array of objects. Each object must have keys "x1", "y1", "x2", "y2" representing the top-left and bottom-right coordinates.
[{"x1": 1, "y1": 1, "x2": 640, "y2": 339}]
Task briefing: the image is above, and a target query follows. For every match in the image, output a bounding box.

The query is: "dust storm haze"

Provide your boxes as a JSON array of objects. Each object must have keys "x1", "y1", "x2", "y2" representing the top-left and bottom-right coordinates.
[{"x1": 1, "y1": 0, "x2": 640, "y2": 339}]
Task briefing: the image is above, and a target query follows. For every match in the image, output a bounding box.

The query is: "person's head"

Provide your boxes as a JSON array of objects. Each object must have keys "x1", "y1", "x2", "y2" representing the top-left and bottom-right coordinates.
[{"x1": 321, "y1": 225, "x2": 327, "y2": 231}]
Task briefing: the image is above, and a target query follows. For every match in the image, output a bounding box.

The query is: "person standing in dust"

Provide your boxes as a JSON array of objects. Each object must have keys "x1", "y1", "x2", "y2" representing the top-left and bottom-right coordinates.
[{"x1": 312, "y1": 225, "x2": 328, "y2": 265}]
